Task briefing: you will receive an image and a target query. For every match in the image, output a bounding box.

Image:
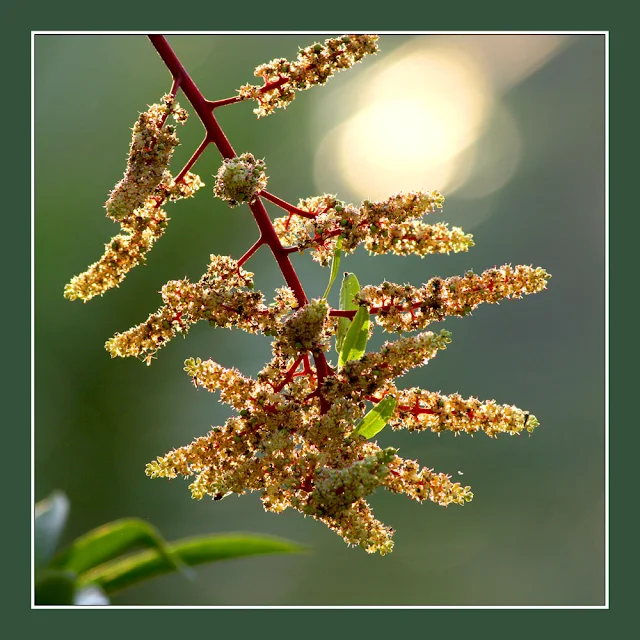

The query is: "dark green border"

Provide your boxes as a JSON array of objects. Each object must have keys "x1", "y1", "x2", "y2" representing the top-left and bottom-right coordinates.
[{"x1": 17, "y1": 0, "x2": 626, "y2": 635}]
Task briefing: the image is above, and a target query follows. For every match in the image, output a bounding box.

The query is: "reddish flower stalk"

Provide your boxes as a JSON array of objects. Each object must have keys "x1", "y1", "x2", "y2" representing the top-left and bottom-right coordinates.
[
  {"x1": 260, "y1": 191, "x2": 318, "y2": 220},
  {"x1": 207, "y1": 77, "x2": 289, "y2": 110},
  {"x1": 148, "y1": 35, "x2": 332, "y2": 406}
]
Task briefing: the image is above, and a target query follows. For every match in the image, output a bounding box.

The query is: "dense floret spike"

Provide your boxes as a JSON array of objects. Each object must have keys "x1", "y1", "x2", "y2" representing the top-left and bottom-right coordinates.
[
  {"x1": 273, "y1": 190, "x2": 472, "y2": 266},
  {"x1": 238, "y1": 35, "x2": 379, "y2": 117},
  {"x1": 357, "y1": 265, "x2": 551, "y2": 332},
  {"x1": 65, "y1": 96, "x2": 203, "y2": 302}
]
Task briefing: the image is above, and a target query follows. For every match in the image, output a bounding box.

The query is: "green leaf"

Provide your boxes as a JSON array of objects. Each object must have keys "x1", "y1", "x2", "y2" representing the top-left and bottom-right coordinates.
[
  {"x1": 50, "y1": 518, "x2": 193, "y2": 581},
  {"x1": 338, "y1": 306, "x2": 370, "y2": 370},
  {"x1": 34, "y1": 570, "x2": 77, "y2": 605},
  {"x1": 322, "y1": 237, "x2": 342, "y2": 299},
  {"x1": 77, "y1": 534, "x2": 307, "y2": 595},
  {"x1": 35, "y1": 490, "x2": 70, "y2": 570},
  {"x1": 336, "y1": 272, "x2": 360, "y2": 354},
  {"x1": 352, "y1": 397, "x2": 397, "y2": 439}
]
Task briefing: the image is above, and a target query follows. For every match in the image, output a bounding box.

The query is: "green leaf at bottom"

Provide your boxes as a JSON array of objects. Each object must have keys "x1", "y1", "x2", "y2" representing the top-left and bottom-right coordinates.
[
  {"x1": 78, "y1": 533, "x2": 307, "y2": 595},
  {"x1": 50, "y1": 517, "x2": 190, "y2": 580}
]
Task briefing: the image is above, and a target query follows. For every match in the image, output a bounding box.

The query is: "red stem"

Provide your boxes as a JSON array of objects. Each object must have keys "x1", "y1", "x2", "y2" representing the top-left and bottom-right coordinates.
[
  {"x1": 260, "y1": 191, "x2": 317, "y2": 219},
  {"x1": 329, "y1": 299, "x2": 427, "y2": 319},
  {"x1": 238, "y1": 237, "x2": 265, "y2": 267},
  {"x1": 274, "y1": 356, "x2": 305, "y2": 393},
  {"x1": 148, "y1": 35, "x2": 307, "y2": 301},
  {"x1": 175, "y1": 136, "x2": 209, "y2": 183},
  {"x1": 208, "y1": 96, "x2": 243, "y2": 109},
  {"x1": 148, "y1": 35, "x2": 332, "y2": 407},
  {"x1": 207, "y1": 77, "x2": 289, "y2": 110},
  {"x1": 330, "y1": 309, "x2": 357, "y2": 318},
  {"x1": 149, "y1": 36, "x2": 235, "y2": 159}
]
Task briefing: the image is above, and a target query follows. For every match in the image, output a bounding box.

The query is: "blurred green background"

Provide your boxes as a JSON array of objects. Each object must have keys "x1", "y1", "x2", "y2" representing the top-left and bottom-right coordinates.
[{"x1": 35, "y1": 34, "x2": 605, "y2": 606}]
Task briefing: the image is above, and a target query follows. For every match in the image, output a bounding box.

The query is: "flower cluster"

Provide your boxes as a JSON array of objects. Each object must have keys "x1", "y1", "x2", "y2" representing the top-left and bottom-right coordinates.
[
  {"x1": 273, "y1": 190, "x2": 472, "y2": 266},
  {"x1": 105, "y1": 95, "x2": 188, "y2": 221},
  {"x1": 357, "y1": 264, "x2": 551, "y2": 332},
  {"x1": 146, "y1": 325, "x2": 472, "y2": 555},
  {"x1": 213, "y1": 152, "x2": 268, "y2": 207},
  {"x1": 325, "y1": 331, "x2": 453, "y2": 400},
  {"x1": 238, "y1": 34, "x2": 379, "y2": 117},
  {"x1": 387, "y1": 387, "x2": 539, "y2": 436},
  {"x1": 105, "y1": 255, "x2": 297, "y2": 363},
  {"x1": 64, "y1": 95, "x2": 203, "y2": 302},
  {"x1": 67, "y1": 34, "x2": 550, "y2": 555}
]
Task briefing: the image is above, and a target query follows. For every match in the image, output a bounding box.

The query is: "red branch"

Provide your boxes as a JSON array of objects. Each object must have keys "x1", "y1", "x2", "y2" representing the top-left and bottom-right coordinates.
[
  {"x1": 329, "y1": 299, "x2": 427, "y2": 319},
  {"x1": 207, "y1": 77, "x2": 289, "y2": 110},
  {"x1": 174, "y1": 136, "x2": 209, "y2": 183},
  {"x1": 207, "y1": 95, "x2": 243, "y2": 109},
  {"x1": 148, "y1": 35, "x2": 332, "y2": 407},
  {"x1": 274, "y1": 356, "x2": 305, "y2": 393},
  {"x1": 238, "y1": 237, "x2": 265, "y2": 267},
  {"x1": 260, "y1": 191, "x2": 317, "y2": 220}
]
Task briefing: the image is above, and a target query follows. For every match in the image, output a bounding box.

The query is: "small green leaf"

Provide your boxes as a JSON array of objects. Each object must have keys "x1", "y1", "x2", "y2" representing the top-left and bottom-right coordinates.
[
  {"x1": 50, "y1": 518, "x2": 192, "y2": 581},
  {"x1": 35, "y1": 490, "x2": 70, "y2": 570},
  {"x1": 34, "y1": 570, "x2": 77, "y2": 605},
  {"x1": 78, "y1": 534, "x2": 307, "y2": 595},
  {"x1": 338, "y1": 306, "x2": 370, "y2": 370},
  {"x1": 322, "y1": 237, "x2": 342, "y2": 299},
  {"x1": 336, "y1": 272, "x2": 360, "y2": 354},
  {"x1": 352, "y1": 397, "x2": 397, "y2": 439}
]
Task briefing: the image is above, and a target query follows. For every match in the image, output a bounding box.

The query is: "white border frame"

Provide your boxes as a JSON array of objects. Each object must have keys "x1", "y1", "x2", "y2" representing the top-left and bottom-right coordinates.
[{"x1": 31, "y1": 30, "x2": 609, "y2": 610}]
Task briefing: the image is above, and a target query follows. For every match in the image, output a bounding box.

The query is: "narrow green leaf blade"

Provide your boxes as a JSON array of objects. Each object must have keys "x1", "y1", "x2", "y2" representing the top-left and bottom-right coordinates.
[
  {"x1": 78, "y1": 534, "x2": 307, "y2": 595},
  {"x1": 50, "y1": 518, "x2": 191, "y2": 581},
  {"x1": 336, "y1": 272, "x2": 360, "y2": 354},
  {"x1": 322, "y1": 237, "x2": 342, "y2": 299},
  {"x1": 352, "y1": 397, "x2": 397, "y2": 439},
  {"x1": 35, "y1": 490, "x2": 70, "y2": 569},
  {"x1": 338, "y1": 306, "x2": 370, "y2": 370}
]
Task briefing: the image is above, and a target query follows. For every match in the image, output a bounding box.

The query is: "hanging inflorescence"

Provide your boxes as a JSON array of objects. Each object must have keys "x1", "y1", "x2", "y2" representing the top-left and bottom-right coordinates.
[{"x1": 66, "y1": 34, "x2": 550, "y2": 555}]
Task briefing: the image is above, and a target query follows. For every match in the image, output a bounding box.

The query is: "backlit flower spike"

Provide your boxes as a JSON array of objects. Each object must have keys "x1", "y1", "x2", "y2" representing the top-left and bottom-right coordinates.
[
  {"x1": 105, "y1": 95, "x2": 188, "y2": 222},
  {"x1": 364, "y1": 219, "x2": 473, "y2": 257},
  {"x1": 238, "y1": 35, "x2": 379, "y2": 117},
  {"x1": 64, "y1": 96, "x2": 204, "y2": 302},
  {"x1": 358, "y1": 264, "x2": 551, "y2": 332},
  {"x1": 272, "y1": 190, "x2": 470, "y2": 266},
  {"x1": 105, "y1": 278, "x2": 198, "y2": 361},
  {"x1": 146, "y1": 416, "x2": 264, "y2": 494},
  {"x1": 324, "y1": 330, "x2": 453, "y2": 402},
  {"x1": 104, "y1": 256, "x2": 299, "y2": 362},
  {"x1": 299, "y1": 447, "x2": 398, "y2": 518},
  {"x1": 388, "y1": 388, "x2": 539, "y2": 436},
  {"x1": 64, "y1": 203, "x2": 169, "y2": 302},
  {"x1": 304, "y1": 498, "x2": 395, "y2": 556},
  {"x1": 383, "y1": 456, "x2": 474, "y2": 507},
  {"x1": 184, "y1": 357, "x2": 261, "y2": 410}
]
